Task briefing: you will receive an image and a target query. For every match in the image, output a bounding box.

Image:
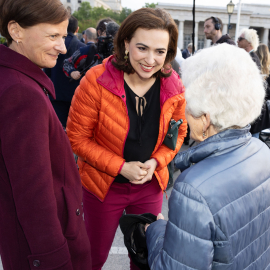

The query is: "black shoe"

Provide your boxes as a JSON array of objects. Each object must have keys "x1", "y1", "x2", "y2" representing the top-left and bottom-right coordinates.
[{"x1": 166, "y1": 178, "x2": 173, "y2": 191}]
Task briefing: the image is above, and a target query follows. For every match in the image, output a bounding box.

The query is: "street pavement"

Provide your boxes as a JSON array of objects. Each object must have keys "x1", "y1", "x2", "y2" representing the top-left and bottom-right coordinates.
[{"x1": 0, "y1": 143, "x2": 190, "y2": 270}]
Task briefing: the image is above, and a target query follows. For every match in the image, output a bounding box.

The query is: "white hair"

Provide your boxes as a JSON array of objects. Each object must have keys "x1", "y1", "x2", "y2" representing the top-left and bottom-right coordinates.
[
  {"x1": 182, "y1": 43, "x2": 265, "y2": 131},
  {"x1": 240, "y1": 28, "x2": 259, "y2": 51}
]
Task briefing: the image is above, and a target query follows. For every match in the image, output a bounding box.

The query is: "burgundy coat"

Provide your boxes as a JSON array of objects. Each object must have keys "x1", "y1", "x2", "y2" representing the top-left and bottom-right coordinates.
[{"x1": 0, "y1": 45, "x2": 91, "y2": 269}]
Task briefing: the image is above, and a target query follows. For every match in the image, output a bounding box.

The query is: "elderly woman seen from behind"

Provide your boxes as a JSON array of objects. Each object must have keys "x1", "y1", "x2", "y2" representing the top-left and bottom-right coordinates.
[
  {"x1": 0, "y1": 0, "x2": 91, "y2": 269},
  {"x1": 145, "y1": 44, "x2": 270, "y2": 270}
]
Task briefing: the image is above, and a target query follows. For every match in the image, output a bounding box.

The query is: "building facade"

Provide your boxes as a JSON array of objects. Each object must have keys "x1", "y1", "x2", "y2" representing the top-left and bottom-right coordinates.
[
  {"x1": 157, "y1": 2, "x2": 270, "y2": 51},
  {"x1": 61, "y1": 0, "x2": 122, "y2": 14}
]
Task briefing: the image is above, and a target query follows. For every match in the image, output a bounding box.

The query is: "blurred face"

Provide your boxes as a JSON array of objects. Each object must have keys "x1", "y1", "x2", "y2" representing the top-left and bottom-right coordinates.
[
  {"x1": 237, "y1": 33, "x2": 249, "y2": 50},
  {"x1": 124, "y1": 28, "x2": 169, "y2": 81},
  {"x1": 204, "y1": 19, "x2": 216, "y2": 40},
  {"x1": 19, "y1": 21, "x2": 68, "y2": 68}
]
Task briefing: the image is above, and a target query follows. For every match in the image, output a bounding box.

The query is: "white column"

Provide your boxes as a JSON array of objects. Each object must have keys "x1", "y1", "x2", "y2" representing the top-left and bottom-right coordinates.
[
  {"x1": 263, "y1": 28, "x2": 269, "y2": 45},
  {"x1": 223, "y1": 24, "x2": 228, "y2": 35},
  {"x1": 195, "y1": 22, "x2": 199, "y2": 51},
  {"x1": 178, "y1": 21, "x2": 184, "y2": 50}
]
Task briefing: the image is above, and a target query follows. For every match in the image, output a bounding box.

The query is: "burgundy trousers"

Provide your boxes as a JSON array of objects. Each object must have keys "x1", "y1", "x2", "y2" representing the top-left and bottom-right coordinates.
[{"x1": 83, "y1": 177, "x2": 163, "y2": 270}]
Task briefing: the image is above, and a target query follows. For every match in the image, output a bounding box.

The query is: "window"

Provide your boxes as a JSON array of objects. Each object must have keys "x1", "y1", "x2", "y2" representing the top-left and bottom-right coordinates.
[
  {"x1": 197, "y1": 35, "x2": 204, "y2": 50},
  {"x1": 78, "y1": 0, "x2": 81, "y2": 3},
  {"x1": 67, "y1": 0, "x2": 70, "y2": 2},
  {"x1": 184, "y1": 34, "x2": 192, "y2": 50}
]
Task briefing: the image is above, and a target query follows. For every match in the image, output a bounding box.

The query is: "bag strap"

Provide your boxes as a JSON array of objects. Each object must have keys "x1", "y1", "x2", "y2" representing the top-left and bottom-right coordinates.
[{"x1": 170, "y1": 119, "x2": 183, "y2": 131}]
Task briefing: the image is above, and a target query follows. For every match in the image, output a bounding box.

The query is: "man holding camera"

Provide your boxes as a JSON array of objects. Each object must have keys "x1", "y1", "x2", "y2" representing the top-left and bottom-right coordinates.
[
  {"x1": 63, "y1": 19, "x2": 119, "y2": 81},
  {"x1": 63, "y1": 27, "x2": 97, "y2": 81}
]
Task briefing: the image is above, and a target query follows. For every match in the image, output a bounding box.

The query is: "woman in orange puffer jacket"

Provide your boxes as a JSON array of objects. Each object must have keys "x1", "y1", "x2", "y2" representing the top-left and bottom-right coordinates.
[{"x1": 66, "y1": 8, "x2": 187, "y2": 270}]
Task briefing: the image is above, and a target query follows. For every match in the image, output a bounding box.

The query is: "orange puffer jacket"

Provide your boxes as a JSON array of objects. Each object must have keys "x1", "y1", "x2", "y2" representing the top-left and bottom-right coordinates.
[{"x1": 67, "y1": 56, "x2": 187, "y2": 202}]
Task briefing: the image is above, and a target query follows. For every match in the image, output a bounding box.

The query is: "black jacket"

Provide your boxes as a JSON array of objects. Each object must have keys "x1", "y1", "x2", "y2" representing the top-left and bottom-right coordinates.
[
  {"x1": 249, "y1": 51, "x2": 269, "y2": 133},
  {"x1": 182, "y1": 48, "x2": 191, "y2": 59},
  {"x1": 215, "y1": 34, "x2": 236, "y2": 45},
  {"x1": 250, "y1": 77, "x2": 270, "y2": 133},
  {"x1": 44, "y1": 33, "x2": 86, "y2": 102},
  {"x1": 250, "y1": 51, "x2": 261, "y2": 70},
  {"x1": 266, "y1": 75, "x2": 270, "y2": 100}
]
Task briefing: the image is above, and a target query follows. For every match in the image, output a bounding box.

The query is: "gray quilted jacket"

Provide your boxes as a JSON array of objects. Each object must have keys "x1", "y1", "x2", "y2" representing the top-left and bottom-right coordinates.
[{"x1": 146, "y1": 126, "x2": 270, "y2": 270}]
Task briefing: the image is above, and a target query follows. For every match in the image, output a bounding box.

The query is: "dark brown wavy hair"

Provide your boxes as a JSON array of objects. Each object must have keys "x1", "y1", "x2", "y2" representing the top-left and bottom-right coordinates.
[
  {"x1": 0, "y1": 0, "x2": 69, "y2": 45},
  {"x1": 112, "y1": 8, "x2": 178, "y2": 78}
]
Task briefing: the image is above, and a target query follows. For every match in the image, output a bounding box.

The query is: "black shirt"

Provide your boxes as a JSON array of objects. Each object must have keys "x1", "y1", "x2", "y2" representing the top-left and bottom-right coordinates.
[{"x1": 114, "y1": 78, "x2": 161, "y2": 183}]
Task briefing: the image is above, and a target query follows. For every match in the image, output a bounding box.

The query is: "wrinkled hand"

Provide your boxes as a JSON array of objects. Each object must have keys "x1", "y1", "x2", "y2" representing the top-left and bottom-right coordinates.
[
  {"x1": 145, "y1": 213, "x2": 164, "y2": 232},
  {"x1": 70, "y1": 71, "x2": 81, "y2": 80},
  {"x1": 120, "y1": 161, "x2": 150, "y2": 182},
  {"x1": 131, "y1": 159, "x2": 157, "y2": 185}
]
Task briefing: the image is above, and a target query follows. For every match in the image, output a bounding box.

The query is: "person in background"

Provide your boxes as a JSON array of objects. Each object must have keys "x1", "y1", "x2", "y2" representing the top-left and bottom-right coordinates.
[
  {"x1": 44, "y1": 15, "x2": 86, "y2": 128},
  {"x1": 182, "y1": 43, "x2": 192, "y2": 59},
  {"x1": 80, "y1": 29, "x2": 86, "y2": 43},
  {"x1": 257, "y1": 43, "x2": 270, "y2": 99},
  {"x1": 204, "y1": 16, "x2": 235, "y2": 45},
  {"x1": 237, "y1": 28, "x2": 261, "y2": 70},
  {"x1": 181, "y1": 43, "x2": 193, "y2": 145},
  {"x1": 250, "y1": 43, "x2": 270, "y2": 137},
  {"x1": 166, "y1": 58, "x2": 182, "y2": 191},
  {"x1": 0, "y1": 0, "x2": 91, "y2": 269},
  {"x1": 175, "y1": 47, "x2": 185, "y2": 68},
  {"x1": 66, "y1": 7, "x2": 187, "y2": 270},
  {"x1": 85, "y1": 27, "x2": 97, "y2": 45},
  {"x1": 63, "y1": 18, "x2": 113, "y2": 81},
  {"x1": 145, "y1": 43, "x2": 270, "y2": 270}
]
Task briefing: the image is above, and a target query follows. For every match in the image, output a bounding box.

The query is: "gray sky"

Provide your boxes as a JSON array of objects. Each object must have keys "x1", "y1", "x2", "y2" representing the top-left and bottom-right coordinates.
[{"x1": 121, "y1": 0, "x2": 270, "y2": 11}]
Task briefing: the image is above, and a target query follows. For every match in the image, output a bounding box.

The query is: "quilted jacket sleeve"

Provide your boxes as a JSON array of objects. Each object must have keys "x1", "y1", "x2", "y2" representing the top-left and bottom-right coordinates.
[
  {"x1": 66, "y1": 68, "x2": 125, "y2": 177},
  {"x1": 146, "y1": 181, "x2": 215, "y2": 270},
  {"x1": 151, "y1": 93, "x2": 187, "y2": 171}
]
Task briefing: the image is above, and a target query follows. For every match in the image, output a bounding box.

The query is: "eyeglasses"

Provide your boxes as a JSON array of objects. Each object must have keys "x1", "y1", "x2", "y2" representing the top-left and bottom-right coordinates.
[{"x1": 238, "y1": 37, "x2": 246, "y2": 42}]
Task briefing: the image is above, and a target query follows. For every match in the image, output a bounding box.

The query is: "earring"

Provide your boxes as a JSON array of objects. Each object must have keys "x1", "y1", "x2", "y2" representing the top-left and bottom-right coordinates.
[
  {"x1": 16, "y1": 40, "x2": 19, "y2": 45},
  {"x1": 203, "y1": 132, "x2": 206, "y2": 138},
  {"x1": 124, "y1": 50, "x2": 129, "y2": 61}
]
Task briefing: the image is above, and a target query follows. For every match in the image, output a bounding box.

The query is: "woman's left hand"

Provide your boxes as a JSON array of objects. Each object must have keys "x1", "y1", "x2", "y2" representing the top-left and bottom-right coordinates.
[
  {"x1": 130, "y1": 159, "x2": 157, "y2": 185},
  {"x1": 145, "y1": 213, "x2": 164, "y2": 232}
]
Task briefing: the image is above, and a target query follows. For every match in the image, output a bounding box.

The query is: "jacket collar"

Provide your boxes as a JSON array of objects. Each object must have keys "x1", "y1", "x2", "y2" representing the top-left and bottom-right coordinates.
[
  {"x1": 175, "y1": 125, "x2": 252, "y2": 172},
  {"x1": 213, "y1": 34, "x2": 232, "y2": 45},
  {"x1": 0, "y1": 45, "x2": 55, "y2": 98},
  {"x1": 96, "y1": 55, "x2": 184, "y2": 108}
]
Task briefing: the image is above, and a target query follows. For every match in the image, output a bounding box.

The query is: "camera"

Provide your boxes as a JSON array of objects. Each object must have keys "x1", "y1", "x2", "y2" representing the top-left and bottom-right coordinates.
[
  {"x1": 96, "y1": 36, "x2": 114, "y2": 59},
  {"x1": 96, "y1": 21, "x2": 119, "y2": 59}
]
